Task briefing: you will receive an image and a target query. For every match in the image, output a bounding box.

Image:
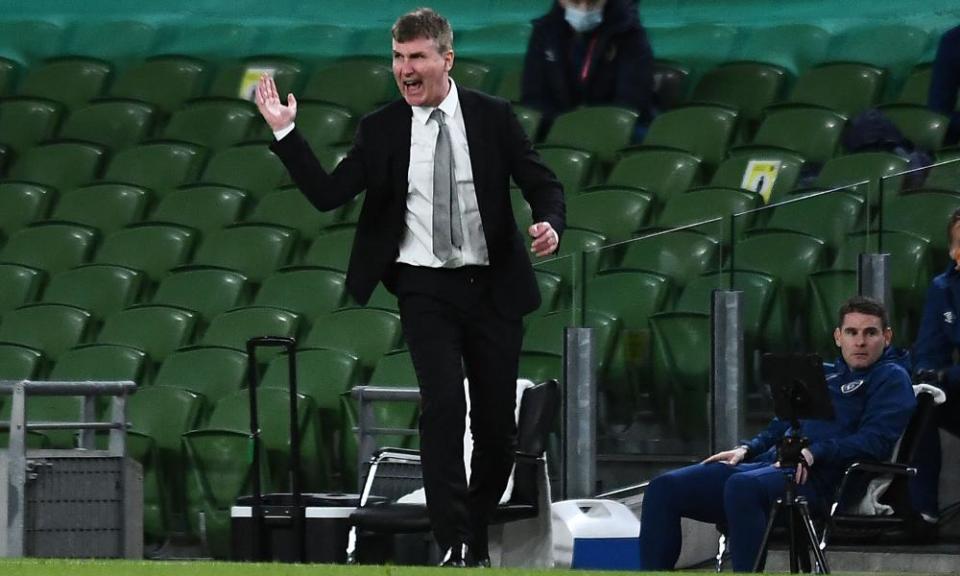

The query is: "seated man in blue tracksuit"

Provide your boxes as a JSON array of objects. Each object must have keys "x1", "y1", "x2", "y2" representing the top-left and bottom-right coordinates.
[
  {"x1": 910, "y1": 207, "x2": 960, "y2": 526},
  {"x1": 638, "y1": 296, "x2": 916, "y2": 572}
]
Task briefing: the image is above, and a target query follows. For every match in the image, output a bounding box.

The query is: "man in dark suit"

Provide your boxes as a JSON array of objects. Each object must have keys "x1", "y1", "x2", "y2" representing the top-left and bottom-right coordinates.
[{"x1": 255, "y1": 7, "x2": 565, "y2": 567}]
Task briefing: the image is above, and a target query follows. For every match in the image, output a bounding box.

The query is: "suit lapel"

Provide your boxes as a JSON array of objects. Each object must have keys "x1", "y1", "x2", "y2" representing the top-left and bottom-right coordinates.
[
  {"x1": 389, "y1": 102, "x2": 412, "y2": 200},
  {"x1": 459, "y1": 89, "x2": 489, "y2": 219}
]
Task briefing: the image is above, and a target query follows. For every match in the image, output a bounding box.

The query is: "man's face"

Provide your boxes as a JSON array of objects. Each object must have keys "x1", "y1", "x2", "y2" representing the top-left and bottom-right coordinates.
[
  {"x1": 392, "y1": 36, "x2": 453, "y2": 108},
  {"x1": 834, "y1": 311, "x2": 891, "y2": 370}
]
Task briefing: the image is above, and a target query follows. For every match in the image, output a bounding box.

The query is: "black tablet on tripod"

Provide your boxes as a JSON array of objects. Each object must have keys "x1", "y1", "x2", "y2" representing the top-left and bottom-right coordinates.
[{"x1": 754, "y1": 353, "x2": 836, "y2": 574}]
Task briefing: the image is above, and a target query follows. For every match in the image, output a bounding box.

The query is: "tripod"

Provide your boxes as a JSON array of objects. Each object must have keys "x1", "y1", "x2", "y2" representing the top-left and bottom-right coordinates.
[{"x1": 752, "y1": 429, "x2": 830, "y2": 574}]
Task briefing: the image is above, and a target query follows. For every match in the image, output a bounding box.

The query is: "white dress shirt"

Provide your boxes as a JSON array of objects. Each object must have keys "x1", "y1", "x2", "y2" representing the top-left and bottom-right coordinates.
[
  {"x1": 274, "y1": 79, "x2": 488, "y2": 269},
  {"x1": 398, "y1": 79, "x2": 488, "y2": 267}
]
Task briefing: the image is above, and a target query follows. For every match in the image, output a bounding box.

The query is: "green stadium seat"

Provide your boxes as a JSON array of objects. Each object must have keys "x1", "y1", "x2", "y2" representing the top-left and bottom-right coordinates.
[
  {"x1": 649, "y1": 310, "x2": 711, "y2": 439},
  {"x1": 535, "y1": 146, "x2": 595, "y2": 196},
  {"x1": 523, "y1": 309, "x2": 619, "y2": 378},
  {"x1": 739, "y1": 108, "x2": 846, "y2": 165},
  {"x1": 0, "y1": 264, "x2": 43, "y2": 315},
  {"x1": 247, "y1": 187, "x2": 341, "y2": 245},
  {"x1": 108, "y1": 56, "x2": 208, "y2": 114},
  {"x1": 0, "y1": 303, "x2": 92, "y2": 362},
  {"x1": 50, "y1": 184, "x2": 150, "y2": 234},
  {"x1": 303, "y1": 308, "x2": 403, "y2": 376},
  {"x1": 544, "y1": 106, "x2": 638, "y2": 168},
  {"x1": 897, "y1": 64, "x2": 932, "y2": 106},
  {"x1": 124, "y1": 385, "x2": 205, "y2": 542},
  {"x1": 160, "y1": 101, "x2": 257, "y2": 151},
  {"x1": 657, "y1": 187, "x2": 762, "y2": 242},
  {"x1": 648, "y1": 23, "x2": 738, "y2": 81},
  {"x1": 94, "y1": 224, "x2": 196, "y2": 283},
  {"x1": 251, "y1": 102, "x2": 354, "y2": 152},
  {"x1": 924, "y1": 150, "x2": 960, "y2": 193},
  {"x1": 57, "y1": 100, "x2": 155, "y2": 151},
  {"x1": 652, "y1": 60, "x2": 690, "y2": 111},
  {"x1": 17, "y1": 57, "x2": 111, "y2": 110},
  {"x1": 197, "y1": 145, "x2": 290, "y2": 201},
  {"x1": 49, "y1": 343, "x2": 147, "y2": 384},
  {"x1": 154, "y1": 347, "x2": 248, "y2": 405},
  {"x1": 206, "y1": 57, "x2": 303, "y2": 101},
  {"x1": 638, "y1": 104, "x2": 738, "y2": 176},
  {"x1": 0, "y1": 20, "x2": 63, "y2": 63},
  {"x1": 42, "y1": 264, "x2": 143, "y2": 320},
  {"x1": 533, "y1": 227, "x2": 608, "y2": 288},
  {"x1": 761, "y1": 190, "x2": 866, "y2": 257},
  {"x1": 363, "y1": 350, "x2": 421, "y2": 449},
  {"x1": 148, "y1": 185, "x2": 248, "y2": 237},
  {"x1": 301, "y1": 225, "x2": 356, "y2": 271},
  {"x1": 615, "y1": 230, "x2": 721, "y2": 286},
  {"x1": 316, "y1": 144, "x2": 352, "y2": 173},
  {"x1": 709, "y1": 150, "x2": 805, "y2": 205},
  {"x1": 188, "y1": 224, "x2": 296, "y2": 284},
  {"x1": 184, "y1": 387, "x2": 324, "y2": 558},
  {"x1": 0, "y1": 98, "x2": 63, "y2": 151},
  {"x1": 534, "y1": 269, "x2": 563, "y2": 316},
  {"x1": 161, "y1": 22, "x2": 259, "y2": 59},
  {"x1": 691, "y1": 62, "x2": 788, "y2": 133},
  {"x1": 451, "y1": 58, "x2": 494, "y2": 92},
  {"x1": 64, "y1": 20, "x2": 157, "y2": 62},
  {"x1": 835, "y1": 230, "x2": 932, "y2": 341},
  {"x1": 606, "y1": 149, "x2": 702, "y2": 210},
  {"x1": 731, "y1": 230, "x2": 828, "y2": 333},
  {"x1": 152, "y1": 268, "x2": 250, "y2": 323},
  {"x1": 258, "y1": 23, "x2": 355, "y2": 59},
  {"x1": 806, "y1": 270, "x2": 860, "y2": 357},
  {"x1": 517, "y1": 351, "x2": 563, "y2": 383},
  {"x1": 457, "y1": 22, "x2": 532, "y2": 54},
  {"x1": 8, "y1": 141, "x2": 105, "y2": 190},
  {"x1": 0, "y1": 57, "x2": 18, "y2": 96},
  {"x1": 262, "y1": 347, "x2": 360, "y2": 483},
  {"x1": 200, "y1": 306, "x2": 300, "y2": 354},
  {"x1": 815, "y1": 152, "x2": 910, "y2": 208},
  {"x1": 0, "y1": 343, "x2": 43, "y2": 381},
  {"x1": 586, "y1": 270, "x2": 671, "y2": 424},
  {"x1": 884, "y1": 190, "x2": 960, "y2": 265},
  {"x1": 512, "y1": 104, "x2": 542, "y2": 141},
  {"x1": 97, "y1": 305, "x2": 197, "y2": 363},
  {"x1": 827, "y1": 24, "x2": 929, "y2": 97},
  {"x1": 0, "y1": 223, "x2": 97, "y2": 275},
  {"x1": 0, "y1": 182, "x2": 53, "y2": 236},
  {"x1": 879, "y1": 104, "x2": 949, "y2": 152},
  {"x1": 102, "y1": 142, "x2": 206, "y2": 193},
  {"x1": 254, "y1": 267, "x2": 348, "y2": 325},
  {"x1": 784, "y1": 63, "x2": 885, "y2": 118},
  {"x1": 733, "y1": 24, "x2": 829, "y2": 74},
  {"x1": 566, "y1": 189, "x2": 652, "y2": 242},
  {"x1": 302, "y1": 58, "x2": 396, "y2": 116},
  {"x1": 365, "y1": 283, "x2": 399, "y2": 312}
]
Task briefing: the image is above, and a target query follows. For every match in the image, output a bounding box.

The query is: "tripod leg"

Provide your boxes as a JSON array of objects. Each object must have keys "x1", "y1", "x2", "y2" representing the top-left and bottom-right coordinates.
[
  {"x1": 788, "y1": 502, "x2": 799, "y2": 574},
  {"x1": 752, "y1": 499, "x2": 782, "y2": 573},
  {"x1": 798, "y1": 502, "x2": 830, "y2": 574}
]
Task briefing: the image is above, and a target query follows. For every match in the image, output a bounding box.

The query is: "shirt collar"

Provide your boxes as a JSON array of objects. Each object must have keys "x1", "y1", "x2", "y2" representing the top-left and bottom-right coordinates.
[{"x1": 411, "y1": 78, "x2": 459, "y2": 125}]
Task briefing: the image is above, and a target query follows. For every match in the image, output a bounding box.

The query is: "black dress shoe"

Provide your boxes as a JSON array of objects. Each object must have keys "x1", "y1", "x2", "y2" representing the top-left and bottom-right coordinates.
[{"x1": 439, "y1": 543, "x2": 468, "y2": 567}]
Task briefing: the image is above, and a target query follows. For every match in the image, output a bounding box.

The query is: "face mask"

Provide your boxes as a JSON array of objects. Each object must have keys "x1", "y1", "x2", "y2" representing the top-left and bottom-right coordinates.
[{"x1": 564, "y1": 5, "x2": 603, "y2": 33}]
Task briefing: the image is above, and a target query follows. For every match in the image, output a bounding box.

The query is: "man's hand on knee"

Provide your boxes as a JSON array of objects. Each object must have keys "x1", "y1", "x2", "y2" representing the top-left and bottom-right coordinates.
[{"x1": 702, "y1": 445, "x2": 749, "y2": 466}]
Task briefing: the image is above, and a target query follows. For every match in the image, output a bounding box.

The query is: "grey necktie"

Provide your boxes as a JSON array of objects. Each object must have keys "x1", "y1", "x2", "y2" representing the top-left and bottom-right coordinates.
[{"x1": 431, "y1": 108, "x2": 462, "y2": 260}]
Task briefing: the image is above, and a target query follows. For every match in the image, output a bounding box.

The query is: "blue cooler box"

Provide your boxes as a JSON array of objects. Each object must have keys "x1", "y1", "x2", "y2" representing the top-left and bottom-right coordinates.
[{"x1": 551, "y1": 499, "x2": 640, "y2": 570}]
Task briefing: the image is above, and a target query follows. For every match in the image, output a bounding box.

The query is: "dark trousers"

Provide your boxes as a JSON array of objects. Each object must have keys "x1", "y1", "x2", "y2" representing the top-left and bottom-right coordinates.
[
  {"x1": 639, "y1": 462, "x2": 823, "y2": 572},
  {"x1": 394, "y1": 264, "x2": 522, "y2": 555},
  {"x1": 910, "y1": 379, "x2": 960, "y2": 516}
]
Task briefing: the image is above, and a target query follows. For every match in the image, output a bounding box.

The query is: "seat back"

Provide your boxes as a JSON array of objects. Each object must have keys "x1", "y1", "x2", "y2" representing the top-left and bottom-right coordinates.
[{"x1": 510, "y1": 379, "x2": 560, "y2": 506}]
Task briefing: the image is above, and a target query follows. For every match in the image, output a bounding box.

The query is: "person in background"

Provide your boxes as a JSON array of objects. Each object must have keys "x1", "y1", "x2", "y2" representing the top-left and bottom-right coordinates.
[
  {"x1": 928, "y1": 24, "x2": 960, "y2": 146},
  {"x1": 910, "y1": 207, "x2": 960, "y2": 534},
  {"x1": 638, "y1": 296, "x2": 915, "y2": 572},
  {"x1": 521, "y1": 0, "x2": 654, "y2": 141}
]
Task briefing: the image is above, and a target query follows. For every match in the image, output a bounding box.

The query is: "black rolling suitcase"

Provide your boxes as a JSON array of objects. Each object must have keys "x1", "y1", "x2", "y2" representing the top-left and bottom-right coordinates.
[{"x1": 230, "y1": 336, "x2": 361, "y2": 563}]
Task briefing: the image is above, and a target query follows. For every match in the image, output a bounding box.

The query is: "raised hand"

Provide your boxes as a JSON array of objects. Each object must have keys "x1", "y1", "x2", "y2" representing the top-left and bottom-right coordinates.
[{"x1": 255, "y1": 74, "x2": 297, "y2": 132}]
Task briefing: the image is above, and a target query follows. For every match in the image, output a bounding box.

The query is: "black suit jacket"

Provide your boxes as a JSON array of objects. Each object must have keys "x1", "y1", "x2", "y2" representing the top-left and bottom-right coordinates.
[{"x1": 270, "y1": 87, "x2": 565, "y2": 318}]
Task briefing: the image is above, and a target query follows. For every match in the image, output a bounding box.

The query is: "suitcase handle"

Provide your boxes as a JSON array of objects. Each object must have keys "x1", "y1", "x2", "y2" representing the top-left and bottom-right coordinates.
[{"x1": 245, "y1": 336, "x2": 304, "y2": 562}]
